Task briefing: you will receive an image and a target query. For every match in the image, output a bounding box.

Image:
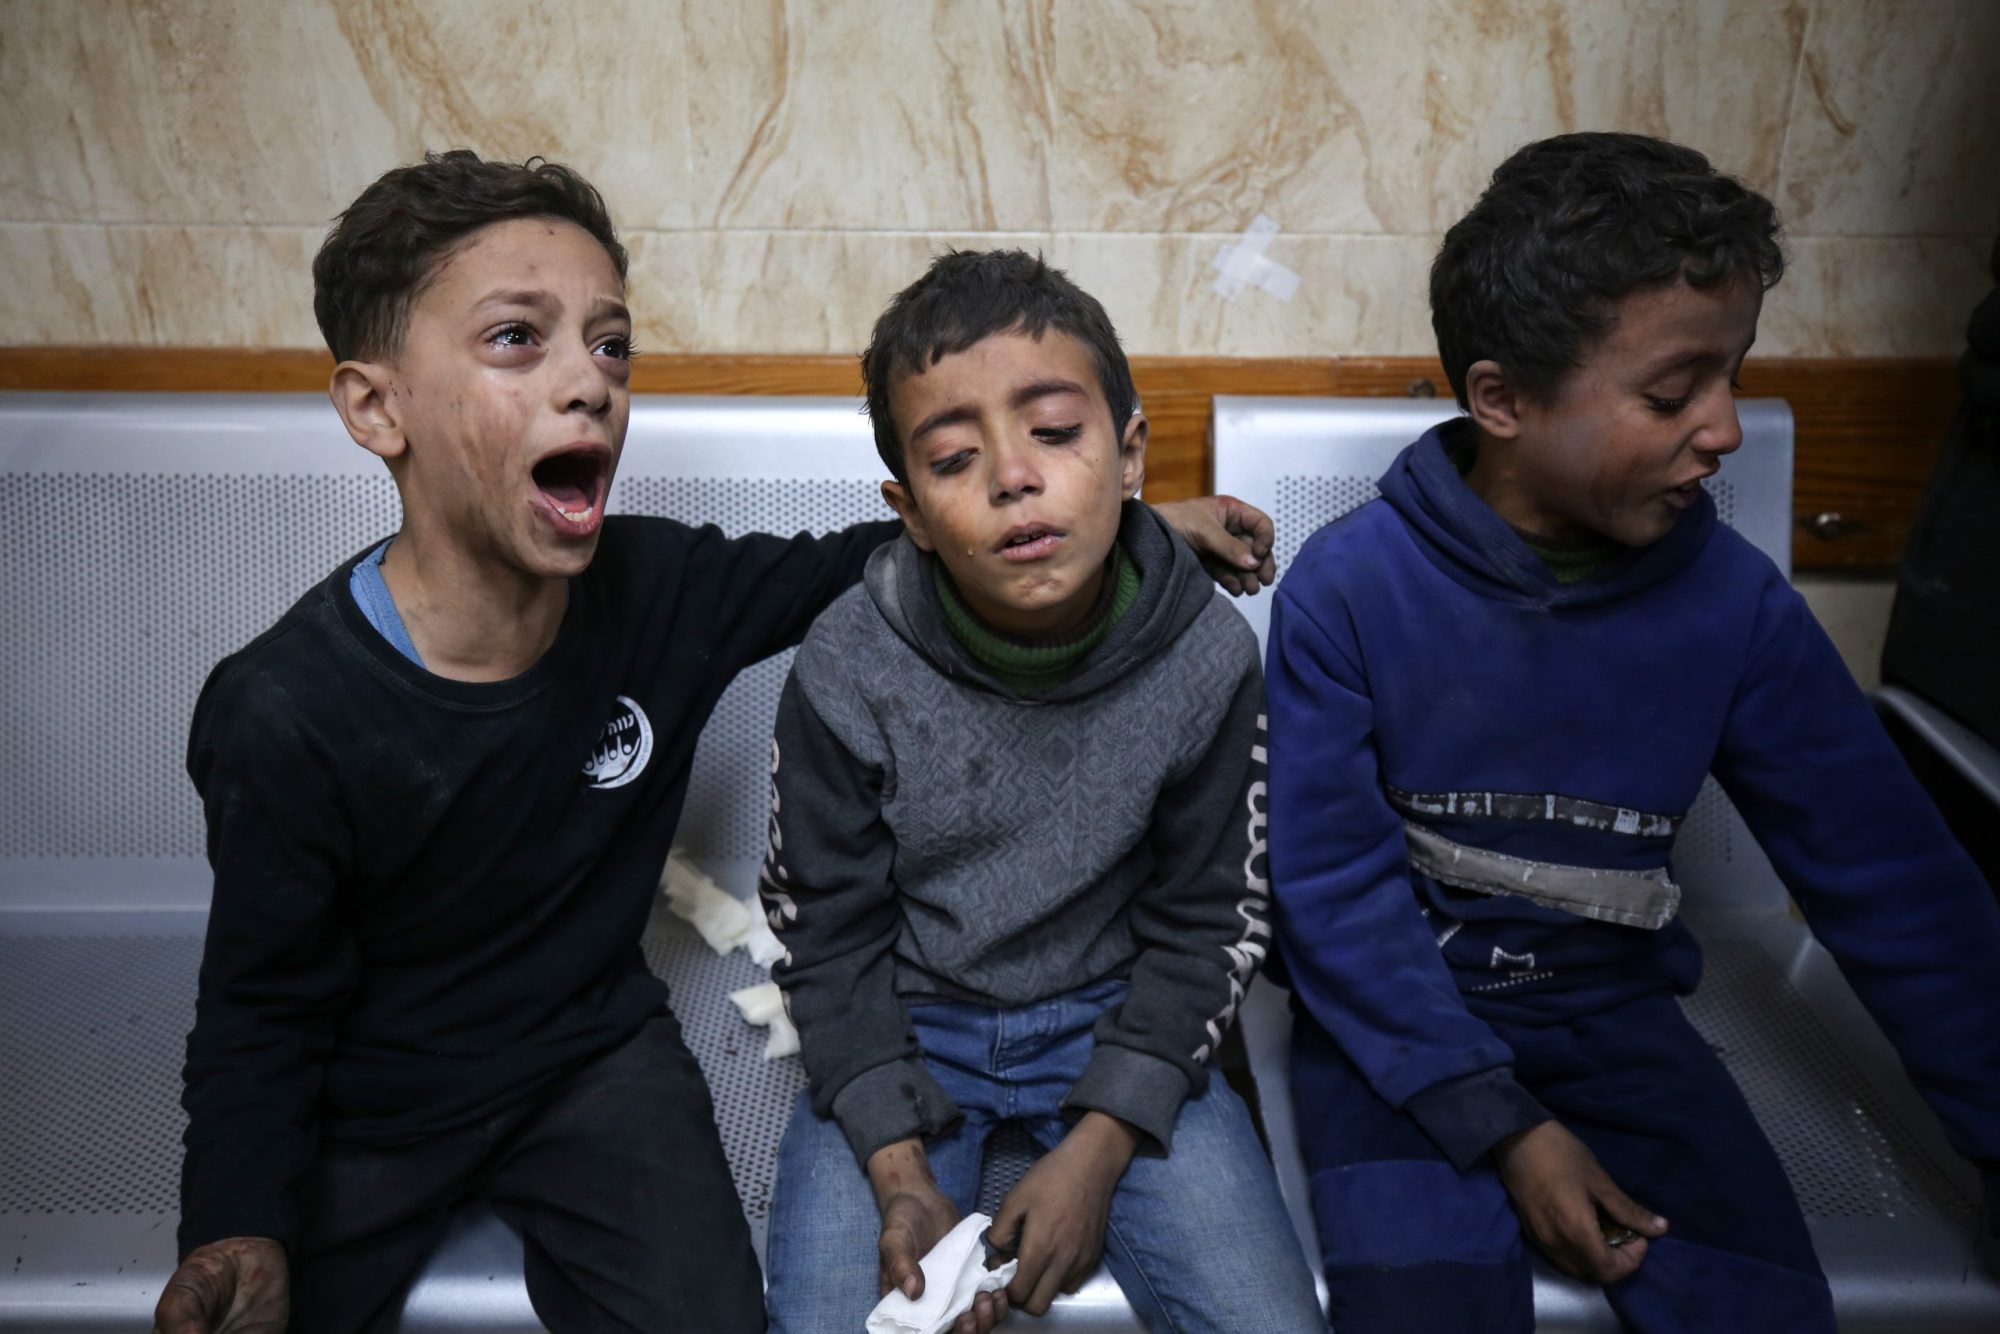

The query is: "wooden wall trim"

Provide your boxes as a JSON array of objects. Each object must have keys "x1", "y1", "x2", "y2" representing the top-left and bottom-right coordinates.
[{"x1": 0, "y1": 347, "x2": 1955, "y2": 570}]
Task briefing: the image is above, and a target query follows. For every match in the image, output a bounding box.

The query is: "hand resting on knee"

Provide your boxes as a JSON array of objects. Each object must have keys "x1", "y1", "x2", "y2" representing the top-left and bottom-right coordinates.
[{"x1": 1494, "y1": 1120, "x2": 1670, "y2": 1285}]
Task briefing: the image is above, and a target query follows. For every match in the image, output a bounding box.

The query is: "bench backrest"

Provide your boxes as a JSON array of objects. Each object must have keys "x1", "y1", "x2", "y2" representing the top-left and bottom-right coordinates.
[
  {"x1": 1211, "y1": 395, "x2": 1798, "y2": 915},
  {"x1": 0, "y1": 392, "x2": 889, "y2": 910},
  {"x1": 2, "y1": 390, "x2": 1799, "y2": 915}
]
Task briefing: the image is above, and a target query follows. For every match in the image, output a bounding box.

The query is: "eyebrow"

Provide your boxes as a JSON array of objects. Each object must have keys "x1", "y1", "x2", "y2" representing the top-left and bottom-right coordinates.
[
  {"x1": 909, "y1": 378, "x2": 1090, "y2": 446},
  {"x1": 1011, "y1": 377, "x2": 1088, "y2": 409},
  {"x1": 1639, "y1": 329, "x2": 1759, "y2": 382},
  {"x1": 473, "y1": 288, "x2": 556, "y2": 314},
  {"x1": 470, "y1": 290, "x2": 631, "y2": 330},
  {"x1": 1637, "y1": 350, "x2": 1707, "y2": 381}
]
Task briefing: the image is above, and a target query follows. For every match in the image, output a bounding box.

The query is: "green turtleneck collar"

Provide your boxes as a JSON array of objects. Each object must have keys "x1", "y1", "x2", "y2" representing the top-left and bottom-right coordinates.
[
  {"x1": 1515, "y1": 528, "x2": 1618, "y2": 585},
  {"x1": 934, "y1": 546, "x2": 1141, "y2": 694}
]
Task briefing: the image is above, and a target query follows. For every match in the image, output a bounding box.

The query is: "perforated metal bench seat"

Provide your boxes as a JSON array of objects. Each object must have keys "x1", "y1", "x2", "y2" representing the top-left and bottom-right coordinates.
[
  {"x1": 0, "y1": 394, "x2": 1214, "y2": 1331},
  {"x1": 1216, "y1": 396, "x2": 2000, "y2": 1330}
]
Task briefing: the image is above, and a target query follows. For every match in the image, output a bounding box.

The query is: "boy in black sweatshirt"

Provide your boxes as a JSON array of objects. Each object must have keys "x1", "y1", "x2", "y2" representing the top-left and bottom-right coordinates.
[{"x1": 154, "y1": 152, "x2": 1276, "y2": 1334}]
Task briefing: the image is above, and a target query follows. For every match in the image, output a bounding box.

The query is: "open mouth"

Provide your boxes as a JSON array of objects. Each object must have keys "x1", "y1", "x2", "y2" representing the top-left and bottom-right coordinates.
[
  {"x1": 1663, "y1": 476, "x2": 1710, "y2": 509},
  {"x1": 995, "y1": 523, "x2": 1065, "y2": 562},
  {"x1": 532, "y1": 446, "x2": 610, "y2": 536}
]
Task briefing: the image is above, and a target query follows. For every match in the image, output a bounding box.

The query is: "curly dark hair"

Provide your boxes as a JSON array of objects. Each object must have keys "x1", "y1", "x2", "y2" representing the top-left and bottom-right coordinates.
[
  {"x1": 312, "y1": 149, "x2": 627, "y2": 363},
  {"x1": 1430, "y1": 132, "x2": 1785, "y2": 410},
  {"x1": 861, "y1": 249, "x2": 1137, "y2": 484}
]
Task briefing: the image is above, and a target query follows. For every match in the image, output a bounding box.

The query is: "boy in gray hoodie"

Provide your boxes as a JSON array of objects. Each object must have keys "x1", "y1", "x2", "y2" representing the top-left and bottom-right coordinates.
[{"x1": 759, "y1": 250, "x2": 1325, "y2": 1334}]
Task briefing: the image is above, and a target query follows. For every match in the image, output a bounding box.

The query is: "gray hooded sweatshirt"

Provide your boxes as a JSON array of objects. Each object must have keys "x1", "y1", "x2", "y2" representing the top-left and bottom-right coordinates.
[{"x1": 760, "y1": 501, "x2": 1271, "y2": 1163}]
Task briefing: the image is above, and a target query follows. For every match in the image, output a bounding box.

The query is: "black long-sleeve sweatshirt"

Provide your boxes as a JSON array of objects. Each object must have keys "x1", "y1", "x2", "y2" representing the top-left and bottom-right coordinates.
[{"x1": 177, "y1": 515, "x2": 898, "y2": 1258}]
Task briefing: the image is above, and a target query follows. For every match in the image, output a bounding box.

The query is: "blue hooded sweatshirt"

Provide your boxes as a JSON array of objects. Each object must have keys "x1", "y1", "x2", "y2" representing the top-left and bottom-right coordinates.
[{"x1": 1267, "y1": 419, "x2": 2000, "y2": 1197}]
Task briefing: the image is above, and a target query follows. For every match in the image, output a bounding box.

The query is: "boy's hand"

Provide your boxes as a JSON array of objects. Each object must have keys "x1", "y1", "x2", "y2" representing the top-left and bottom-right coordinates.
[
  {"x1": 152, "y1": 1236, "x2": 288, "y2": 1334},
  {"x1": 989, "y1": 1111, "x2": 1139, "y2": 1316},
  {"x1": 1154, "y1": 496, "x2": 1277, "y2": 596},
  {"x1": 1493, "y1": 1120, "x2": 1667, "y2": 1285},
  {"x1": 867, "y1": 1138, "x2": 1009, "y2": 1334}
]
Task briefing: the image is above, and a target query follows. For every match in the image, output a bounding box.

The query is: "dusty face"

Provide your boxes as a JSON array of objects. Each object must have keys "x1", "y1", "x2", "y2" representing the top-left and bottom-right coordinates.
[
  {"x1": 1500, "y1": 276, "x2": 1761, "y2": 547},
  {"x1": 384, "y1": 216, "x2": 633, "y2": 579},
  {"x1": 882, "y1": 328, "x2": 1144, "y2": 638}
]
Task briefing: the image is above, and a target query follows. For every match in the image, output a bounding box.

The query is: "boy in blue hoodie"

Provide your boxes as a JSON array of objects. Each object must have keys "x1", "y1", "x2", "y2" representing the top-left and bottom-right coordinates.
[{"x1": 1267, "y1": 132, "x2": 2000, "y2": 1333}]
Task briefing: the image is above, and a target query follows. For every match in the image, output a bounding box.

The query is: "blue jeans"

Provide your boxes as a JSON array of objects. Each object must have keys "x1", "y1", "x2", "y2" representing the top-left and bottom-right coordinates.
[{"x1": 765, "y1": 980, "x2": 1326, "y2": 1333}]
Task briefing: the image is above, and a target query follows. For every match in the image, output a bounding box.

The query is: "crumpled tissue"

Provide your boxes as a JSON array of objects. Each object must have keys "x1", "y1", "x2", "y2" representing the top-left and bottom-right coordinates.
[
  {"x1": 864, "y1": 1212, "x2": 1016, "y2": 1334},
  {"x1": 742, "y1": 911, "x2": 787, "y2": 968},
  {"x1": 661, "y1": 849, "x2": 783, "y2": 959},
  {"x1": 728, "y1": 981, "x2": 800, "y2": 1060}
]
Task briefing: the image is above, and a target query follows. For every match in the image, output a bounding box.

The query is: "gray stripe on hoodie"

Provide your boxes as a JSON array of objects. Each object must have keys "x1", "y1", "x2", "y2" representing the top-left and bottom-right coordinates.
[{"x1": 761, "y1": 501, "x2": 1271, "y2": 1163}]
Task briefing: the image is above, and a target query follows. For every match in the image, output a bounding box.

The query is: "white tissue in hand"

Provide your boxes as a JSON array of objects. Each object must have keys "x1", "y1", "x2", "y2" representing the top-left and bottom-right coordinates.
[
  {"x1": 728, "y1": 982, "x2": 801, "y2": 1060},
  {"x1": 660, "y1": 849, "x2": 754, "y2": 955},
  {"x1": 864, "y1": 1212, "x2": 1017, "y2": 1334}
]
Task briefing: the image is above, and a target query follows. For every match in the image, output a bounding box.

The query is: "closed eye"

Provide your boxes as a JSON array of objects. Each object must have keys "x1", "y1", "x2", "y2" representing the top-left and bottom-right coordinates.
[
  {"x1": 931, "y1": 450, "x2": 974, "y2": 476},
  {"x1": 1034, "y1": 425, "x2": 1082, "y2": 443},
  {"x1": 1645, "y1": 394, "x2": 1689, "y2": 414}
]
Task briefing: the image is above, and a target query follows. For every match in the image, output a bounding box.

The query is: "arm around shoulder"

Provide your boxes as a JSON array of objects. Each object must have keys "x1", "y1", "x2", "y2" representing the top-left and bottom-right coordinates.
[{"x1": 683, "y1": 517, "x2": 904, "y2": 674}]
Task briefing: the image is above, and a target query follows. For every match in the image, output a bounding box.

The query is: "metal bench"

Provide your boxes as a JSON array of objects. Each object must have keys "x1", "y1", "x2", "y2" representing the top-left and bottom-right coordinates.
[
  {"x1": 1874, "y1": 685, "x2": 2000, "y2": 812},
  {"x1": 0, "y1": 392, "x2": 1183, "y2": 1330},
  {"x1": 1213, "y1": 395, "x2": 2000, "y2": 1331}
]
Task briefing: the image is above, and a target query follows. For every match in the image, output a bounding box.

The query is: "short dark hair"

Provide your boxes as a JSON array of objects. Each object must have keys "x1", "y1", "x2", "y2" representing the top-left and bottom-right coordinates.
[
  {"x1": 861, "y1": 249, "x2": 1137, "y2": 483},
  {"x1": 1430, "y1": 132, "x2": 1785, "y2": 410},
  {"x1": 312, "y1": 149, "x2": 628, "y2": 363}
]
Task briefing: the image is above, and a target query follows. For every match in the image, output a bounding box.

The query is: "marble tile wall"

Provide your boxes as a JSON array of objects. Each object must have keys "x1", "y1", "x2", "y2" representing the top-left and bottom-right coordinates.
[{"x1": 2, "y1": 0, "x2": 1995, "y2": 356}]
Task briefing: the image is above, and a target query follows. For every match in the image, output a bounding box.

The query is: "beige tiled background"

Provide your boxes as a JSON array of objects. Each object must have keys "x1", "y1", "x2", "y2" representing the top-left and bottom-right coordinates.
[
  {"x1": 2, "y1": 0, "x2": 1994, "y2": 360},
  {"x1": 4, "y1": 0, "x2": 1997, "y2": 680}
]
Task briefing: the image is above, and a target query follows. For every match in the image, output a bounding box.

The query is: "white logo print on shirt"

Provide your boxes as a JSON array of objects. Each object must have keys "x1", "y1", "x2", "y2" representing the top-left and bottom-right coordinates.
[{"x1": 583, "y1": 695, "x2": 653, "y2": 790}]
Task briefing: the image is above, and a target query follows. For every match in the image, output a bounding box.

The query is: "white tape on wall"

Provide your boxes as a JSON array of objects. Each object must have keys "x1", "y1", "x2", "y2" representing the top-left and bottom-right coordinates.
[{"x1": 1211, "y1": 213, "x2": 1300, "y2": 302}]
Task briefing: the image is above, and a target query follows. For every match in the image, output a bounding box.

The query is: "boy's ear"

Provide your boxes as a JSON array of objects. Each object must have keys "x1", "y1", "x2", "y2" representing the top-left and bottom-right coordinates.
[
  {"x1": 881, "y1": 477, "x2": 934, "y2": 552},
  {"x1": 1117, "y1": 409, "x2": 1148, "y2": 500},
  {"x1": 329, "y1": 360, "x2": 407, "y2": 462},
  {"x1": 1463, "y1": 359, "x2": 1523, "y2": 440}
]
